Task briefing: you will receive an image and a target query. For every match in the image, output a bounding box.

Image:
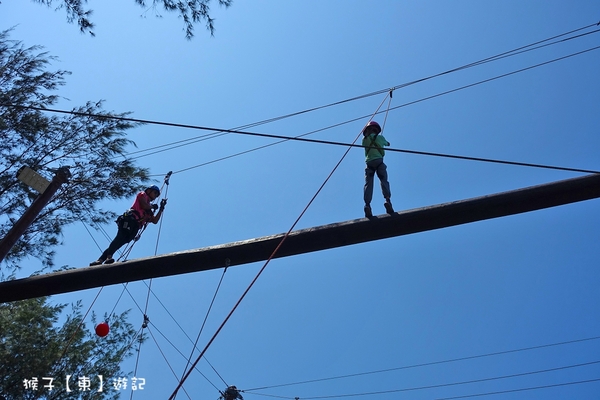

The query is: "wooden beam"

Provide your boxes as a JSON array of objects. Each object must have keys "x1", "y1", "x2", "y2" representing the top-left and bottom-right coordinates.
[{"x1": 1, "y1": 173, "x2": 599, "y2": 303}]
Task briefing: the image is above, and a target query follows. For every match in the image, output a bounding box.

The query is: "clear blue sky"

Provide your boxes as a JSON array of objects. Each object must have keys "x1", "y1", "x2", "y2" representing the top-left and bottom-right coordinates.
[{"x1": 4, "y1": 1, "x2": 600, "y2": 399}]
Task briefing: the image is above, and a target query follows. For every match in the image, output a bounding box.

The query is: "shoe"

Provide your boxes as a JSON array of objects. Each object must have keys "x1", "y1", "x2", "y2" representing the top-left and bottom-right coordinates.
[
  {"x1": 384, "y1": 199, "x2": 394, "y2": 214},
  {"x1": 104, "y1": 258, "x2": 115, "y2": 264},
  {"x1": 89, "y1": 260, "x2": 103, "y2": 266},
  {"x1": 364, "y1": 204, "x2": 373, "y2": 218}
]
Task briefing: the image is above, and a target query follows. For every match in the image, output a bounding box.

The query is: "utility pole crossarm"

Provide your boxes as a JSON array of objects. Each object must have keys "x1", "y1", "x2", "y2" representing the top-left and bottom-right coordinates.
[{"x1": 0, "y1": 173, "x2": 599, "y2": 303}]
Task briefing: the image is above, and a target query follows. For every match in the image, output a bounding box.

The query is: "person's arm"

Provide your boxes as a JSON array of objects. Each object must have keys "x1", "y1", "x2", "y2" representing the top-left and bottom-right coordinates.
[{"x1": 150, "y1": 199, "x2": 167, "y2": 224}]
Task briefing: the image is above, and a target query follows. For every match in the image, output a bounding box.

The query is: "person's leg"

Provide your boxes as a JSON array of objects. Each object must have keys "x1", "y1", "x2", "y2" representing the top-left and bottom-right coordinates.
[
  {"x1": 104, "y1": 220, "x2": 140, "y2": 263},
  {"x1": 102, "y1": 229, "x2": 130, "y2": 260},
  {"x1": 90, "y1": 229, "x2": 129, "y2": 266},
  {"x1": 90, "y1": 217, "x2": 139, "y2": 265},
  {"x1": 374, "y1": 161, "x2": 391, "y2": 200},
  {"x1": 364, "y1": 165, "x2": 376, "y2": 204},
  {"x1": 364, "y1": 164, "x2": 376, "y2": 217},
  {"x1": 374, "y1": 160, "x2": 394, "y2": 213}
]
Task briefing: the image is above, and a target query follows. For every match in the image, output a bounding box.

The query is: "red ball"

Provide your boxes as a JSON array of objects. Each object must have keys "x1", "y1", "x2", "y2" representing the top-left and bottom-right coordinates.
[{"x1": 95, "y1": 322, "x2": 110, "y2": 337}]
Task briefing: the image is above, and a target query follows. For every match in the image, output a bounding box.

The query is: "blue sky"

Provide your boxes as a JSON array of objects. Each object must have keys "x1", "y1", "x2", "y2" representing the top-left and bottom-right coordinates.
[{"x1": 3, "y1": 1, "x2": 600, "y2": 399}]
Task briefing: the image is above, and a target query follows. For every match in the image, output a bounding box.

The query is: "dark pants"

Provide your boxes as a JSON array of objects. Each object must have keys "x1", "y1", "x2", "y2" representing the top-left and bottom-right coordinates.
[
  {"x1": 364, "y1": 158, "x2": 391, "y2": 205},
  {"x1": 99, "y1": 217, "x2": 139, "y2": 261}
]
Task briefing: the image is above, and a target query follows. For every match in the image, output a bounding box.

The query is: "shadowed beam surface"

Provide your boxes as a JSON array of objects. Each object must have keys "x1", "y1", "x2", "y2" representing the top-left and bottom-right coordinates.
[{"x1": 1, "y1": 173, "x2": 599, "y2": 303}]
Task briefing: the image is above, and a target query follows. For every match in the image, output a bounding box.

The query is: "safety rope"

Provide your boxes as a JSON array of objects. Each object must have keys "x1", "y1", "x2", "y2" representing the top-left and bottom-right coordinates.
[
  {"x1": 51, "y1": 173, "x2": 174, "y2": 397},
  {"x1": 79, "y1": 175, "x2": 225, "y2": 398},
  {"x1": 148, "y1": 320, "x2": 223, "y2": 392},
  {"x1": 168, "y1": 93, "x2": 392, "y2": 399},
  {"x1": 80, "y1": 212, "x2": 136, "y2": 330},
  {"x1": 132, "y1": 277, "x2": 228, "y2": 391},
  {"x1": 63, "y1": 208, "x2": 137, "y2": 376},
  {"x1": 130, "y1": 171, "x2": 172, "y2": 399},
  {"x1": 380, "y1": 89, "x2": 394, "y2": 133},
  {"x1": 54, "y1": 287, "x2": 104, "y2": 377},
  {"x1": 56, "y1": 323, "x2": 146, "y2": 397},
  {"x1": 146, "y1": 325, "x2": 194, "y2": 400},
  {"x1": 80, "y1": 219, "x2": 103, "y2": 252},
  {"x1": 109, "y1": 283, "x2": 129, "y2": 318},
  {"x1": 117, "y1": 225, "x2": 146, "y2": 262},
  {"x1": 179, "y1": 259, "x2": 231, "y2": 387},
  {"x1": 142, "y1": 172, "x2": 171, "y2": 312}
]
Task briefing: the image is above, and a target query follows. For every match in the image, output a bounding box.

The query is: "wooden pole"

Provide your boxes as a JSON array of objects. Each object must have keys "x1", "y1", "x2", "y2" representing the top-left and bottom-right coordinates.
[
  {"x1": 0, "y1": 167, "x2": 70, "y2": 264},
  {"x1": 0, "y1": 173, "x2": 598, "y2": 303}
]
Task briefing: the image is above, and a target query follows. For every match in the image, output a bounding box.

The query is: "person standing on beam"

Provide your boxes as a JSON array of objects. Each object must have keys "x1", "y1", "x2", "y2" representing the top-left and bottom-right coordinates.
[{"x1": 362, "y1": 120, "x2": 394, "y2": 218}]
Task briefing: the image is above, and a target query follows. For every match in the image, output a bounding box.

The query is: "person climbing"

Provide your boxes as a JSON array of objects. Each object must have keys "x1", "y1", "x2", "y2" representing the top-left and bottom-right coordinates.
[
  {"x1": 362, "y1": 120, "x2": 394, "y2": 218},
  {"x1": 222, "y1": 385, "x2": 243, "y2": 400},
  {"x1": 89, "y1": 185, "x2": 167, "y2": 266}
]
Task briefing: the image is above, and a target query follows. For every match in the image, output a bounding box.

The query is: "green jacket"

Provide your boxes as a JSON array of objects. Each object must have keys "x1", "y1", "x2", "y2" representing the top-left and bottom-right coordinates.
[{"x1": 362, "y1": 133, "x2": 390, "y2": 162}]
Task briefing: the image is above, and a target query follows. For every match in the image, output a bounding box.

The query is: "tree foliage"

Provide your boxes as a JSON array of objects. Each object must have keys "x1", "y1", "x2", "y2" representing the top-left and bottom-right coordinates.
[
  {"x1": 0, "y1": 297, "x2": 141, "y2": 400},
  {"x1": 30, "y1": 0, "x2": 233, "y2": 39},
  {"x1": 0, "y1": 29, "x2": 150, "y2": 271}
]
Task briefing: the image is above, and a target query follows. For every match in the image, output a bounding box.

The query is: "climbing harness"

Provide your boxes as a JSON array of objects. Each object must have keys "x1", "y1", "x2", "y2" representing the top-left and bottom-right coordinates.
[{"x1": 366, "y1": 136, "x2": 385, "y2": 158}]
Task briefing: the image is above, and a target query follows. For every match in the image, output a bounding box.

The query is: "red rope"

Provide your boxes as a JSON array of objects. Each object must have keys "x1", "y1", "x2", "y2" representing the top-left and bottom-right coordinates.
[{"x1": 168, "y1": 93, "x2": 392, "y2": 399}]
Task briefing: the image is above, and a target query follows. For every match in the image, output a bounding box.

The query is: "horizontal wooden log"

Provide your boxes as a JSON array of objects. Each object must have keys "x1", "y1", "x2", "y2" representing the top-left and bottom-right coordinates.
[{"x1": 1, "y1": 173, "x2": 599, "y2": 303}]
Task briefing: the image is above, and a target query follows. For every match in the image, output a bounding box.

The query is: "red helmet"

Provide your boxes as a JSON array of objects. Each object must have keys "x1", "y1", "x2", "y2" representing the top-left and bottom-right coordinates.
[{"x1": 363, "y1": 121, "x2": 381, "y2": 135}]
